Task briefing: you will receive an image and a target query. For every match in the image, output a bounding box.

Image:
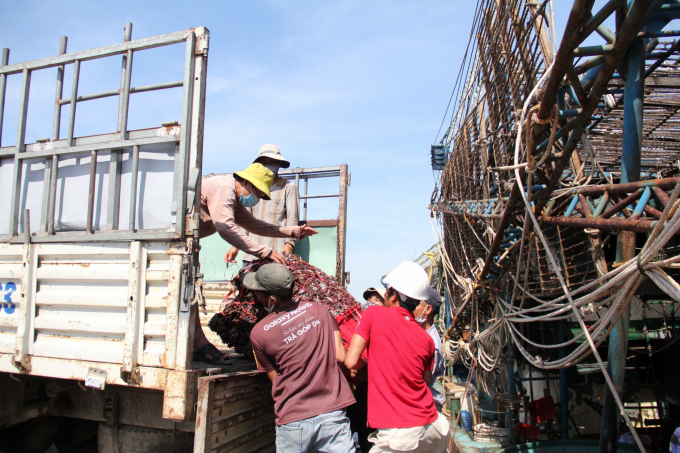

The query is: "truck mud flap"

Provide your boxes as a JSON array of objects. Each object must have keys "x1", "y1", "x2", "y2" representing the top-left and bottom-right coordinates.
[{"x1": 194, "y1": 370, "x2": 275, "y2": 453}]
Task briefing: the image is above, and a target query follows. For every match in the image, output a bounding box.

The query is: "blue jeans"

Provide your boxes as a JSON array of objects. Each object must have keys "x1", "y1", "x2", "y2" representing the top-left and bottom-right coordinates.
[{"x1": 275, "y1": 409, "x2": 356, "y2": 453}]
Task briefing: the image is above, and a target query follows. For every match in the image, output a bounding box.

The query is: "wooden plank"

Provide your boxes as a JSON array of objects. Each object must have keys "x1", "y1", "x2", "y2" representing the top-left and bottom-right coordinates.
[
  {"x1": 212, "y1": 426, "x2": 275, "y2": 453},
  {"x1": 211, "y1": 403, "x2": 274, "y2": 435},
  {"x1": 193, "y1": 376, "x2": 215, "y2": 453},
  {"x1": 214, "y1": 381, "x2": 272, "y2": 402},
  {"x1": 211, "y1": 392, "x2": 273, "y2": 424},
  {"x1": 210, "y1": 412, "x2": 276, "y2": 450}
]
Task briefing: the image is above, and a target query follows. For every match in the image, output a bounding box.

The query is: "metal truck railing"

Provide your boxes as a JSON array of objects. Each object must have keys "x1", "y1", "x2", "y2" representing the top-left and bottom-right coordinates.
[{"x1": 0, "y1": 22, "x2": 208, "y2": 243}]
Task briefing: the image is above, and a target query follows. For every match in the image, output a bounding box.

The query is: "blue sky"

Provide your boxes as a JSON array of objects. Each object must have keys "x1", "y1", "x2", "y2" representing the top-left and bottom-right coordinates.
[{"x1": 1, "y1": 0, "x2": 592, "y2": 300}]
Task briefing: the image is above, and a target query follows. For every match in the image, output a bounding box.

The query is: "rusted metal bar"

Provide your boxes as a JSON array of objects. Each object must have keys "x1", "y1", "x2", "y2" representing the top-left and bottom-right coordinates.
[
  {"x1": 476, "y1": 181, "x2": 522, "y2": 285},
  {"x1": 536, "y1": 0, "x2": 595, "y2": 122},
  {"x1": 652, "y1": 186, "x2": 670, "y2": 209},
  {"x1": 579, "y1": 194, "x2": 594, "y2": 216},
  {"x1": 601, "y1": 190, "x2": 642, "y2": 219},
  {"x1": 592, "y1": 192, "x2": 610, "y2": 217},
  {"x1": 539, "y1": 214, "x2": 658, "y2": 233},
  {"x1": 643, "y1": 205, "x2": 663, "y2": 219},
  {"x1": 576, "y1": 177, "x2": 679, "y2": 196},
  {"x1": 577, "y1": 0, "x2": 622, "y2": 46}
]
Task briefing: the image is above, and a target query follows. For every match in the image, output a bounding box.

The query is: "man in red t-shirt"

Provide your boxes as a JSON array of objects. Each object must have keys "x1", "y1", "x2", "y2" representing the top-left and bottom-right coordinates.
[
  {"x1": 345, "y1": 262, "x2": 450, "y2": 452},
  {"x1": 247, "y1": 263, "x2": 356, "y2": 453}
]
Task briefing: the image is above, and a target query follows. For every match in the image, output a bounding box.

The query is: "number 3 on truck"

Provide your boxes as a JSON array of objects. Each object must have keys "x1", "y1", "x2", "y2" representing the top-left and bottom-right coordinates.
[{"x1": 0, "y1": 282, "x2": 16, "y2": 314}]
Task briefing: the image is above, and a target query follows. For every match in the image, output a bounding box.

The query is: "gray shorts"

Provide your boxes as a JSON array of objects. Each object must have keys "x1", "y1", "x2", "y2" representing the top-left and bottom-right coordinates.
[{"x1": 276, "y1": 409, "x2": 356, "y2": 453}]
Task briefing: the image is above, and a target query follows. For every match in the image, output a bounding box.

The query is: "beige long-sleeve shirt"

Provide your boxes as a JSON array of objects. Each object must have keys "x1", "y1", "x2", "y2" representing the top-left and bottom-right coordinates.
[
  {"x1": 200, "y1": 174, "x2": 299, "y2": 258},
  {"x1": 243, "y1": 177, "x2": 300, "y2": 262}
]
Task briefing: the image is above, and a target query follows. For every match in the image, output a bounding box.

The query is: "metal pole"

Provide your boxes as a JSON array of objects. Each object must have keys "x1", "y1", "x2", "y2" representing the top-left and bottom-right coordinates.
[
  {"x1": 0, "y1": 48, "x2": 9, "y2": 147},
  {"x1": 559, "y1": 320, "x2": 569, "y2": 440},
  {"x1": 52, "y1": 36, "x2": 67, "y2": 140},
  {"x1": 337, "y1": 164, "x2": 349, "y2": 286},
  {"x1": 67, "y1": 60, "x2": 80, "y2": 146},
  {"x1": 599, "y1": 36, "x2": 645, "y2": 453},
  {"x1": 9, "y1": 68, "x2": 31, "y2": 237},
  {"x1": 86, "y1": 150, "x2": 97, "y2": 234},
  {"x1": 303, "y1": 177, "x2": 308, "y2": 221},
  {"x1": 507, "y1": 341, "x2": 519, "y2": 445},
  {"x1": 129, "y1": 145, "x2": 140, "y2": 232},
  {"x1": 42, "y1": 36, "x2": 68, "y2": 233}
]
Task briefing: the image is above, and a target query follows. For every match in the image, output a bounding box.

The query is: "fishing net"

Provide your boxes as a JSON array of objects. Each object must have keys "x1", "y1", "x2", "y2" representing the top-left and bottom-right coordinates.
[{"x1": 208, "y1": 255, "x2": 363, "y2": 356}]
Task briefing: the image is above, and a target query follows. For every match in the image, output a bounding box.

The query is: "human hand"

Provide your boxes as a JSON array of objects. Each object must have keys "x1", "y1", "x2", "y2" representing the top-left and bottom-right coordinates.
[
  {"x1": 282, "y1": 244, "x2": 294, "y2": 256},
  {"x1": 224, "y1": 247, "x2": 239, "y2": 264},
  {"x1": 269, "y1": 250, "x2": 287, "y2": 265},
  {"x1": 296, "y1": 225, "x2": 318, "y2": 238}
]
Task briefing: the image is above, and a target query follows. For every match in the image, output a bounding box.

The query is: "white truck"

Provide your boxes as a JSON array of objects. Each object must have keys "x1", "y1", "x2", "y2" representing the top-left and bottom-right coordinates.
[{"x1": 0, "y1": 24, "x2": 277, "y2": 453}]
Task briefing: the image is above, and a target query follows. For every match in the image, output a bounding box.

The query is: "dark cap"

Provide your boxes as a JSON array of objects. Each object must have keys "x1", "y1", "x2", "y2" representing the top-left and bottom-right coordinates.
[
  {"x1": 424, "y1": 287, "x2": 443, "y2": 311},
  {"x1": 242, "y1": 263, "x2": 294, "y2": 296}
]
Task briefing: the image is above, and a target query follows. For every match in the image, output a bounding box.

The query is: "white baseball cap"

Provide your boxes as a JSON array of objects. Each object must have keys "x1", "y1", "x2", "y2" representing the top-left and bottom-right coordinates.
[{"x1": 255, "y1": 144, "x2": 290, "y2": 168}]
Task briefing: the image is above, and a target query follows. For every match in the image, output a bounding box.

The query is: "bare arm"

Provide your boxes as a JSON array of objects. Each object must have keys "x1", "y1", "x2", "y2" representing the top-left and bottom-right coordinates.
[
  {"x1": 234, "y1": 204, "x2": 298, "y2": 238},
  {"x1": 334, "y1": 331, "x2": 346, "y2": 363},
  {"x1": 266, "y1": 369, "x2": 278, "y2": 383},
  {"x1": 344, "y1": 334, "x2": 367, "y2": 370},
  {"x1": 424, "y1": 370, "x2": 432, "y2": 386}
]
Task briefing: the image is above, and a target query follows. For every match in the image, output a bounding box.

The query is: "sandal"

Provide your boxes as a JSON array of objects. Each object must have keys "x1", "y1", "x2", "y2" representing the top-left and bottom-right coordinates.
[{"x1": 193, "y1": 343, "x2": 230, "y2": 364}]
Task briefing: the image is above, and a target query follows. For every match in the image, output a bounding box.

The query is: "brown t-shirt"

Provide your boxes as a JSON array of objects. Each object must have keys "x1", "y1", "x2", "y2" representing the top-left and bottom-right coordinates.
[{"x1": 250, "y1": 301, "x2": 356, "y2": 425}]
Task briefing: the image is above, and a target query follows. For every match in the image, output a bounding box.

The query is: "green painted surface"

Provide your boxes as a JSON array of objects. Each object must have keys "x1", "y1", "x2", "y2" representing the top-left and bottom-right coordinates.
[{"x1": 199, "y1": 226, "x2": 338, "y2": 282}]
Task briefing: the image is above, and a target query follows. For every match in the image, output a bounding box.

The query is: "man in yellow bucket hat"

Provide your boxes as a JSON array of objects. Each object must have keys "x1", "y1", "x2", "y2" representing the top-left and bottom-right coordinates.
[{"x1": 194, "y1": 162, "x2": 317, "y2": 362}]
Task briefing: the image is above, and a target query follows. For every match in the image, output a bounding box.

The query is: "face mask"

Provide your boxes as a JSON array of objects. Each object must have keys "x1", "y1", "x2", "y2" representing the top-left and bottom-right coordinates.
[
  {"x1": 415, "y1": 307, "x2": 427, "y2": 324},
  {"x1": 263, "y1": 163, "x2": 280, "y2": 176},
  {"x1": 239, "y1": 183, "x2": 260, "y2": 207}
]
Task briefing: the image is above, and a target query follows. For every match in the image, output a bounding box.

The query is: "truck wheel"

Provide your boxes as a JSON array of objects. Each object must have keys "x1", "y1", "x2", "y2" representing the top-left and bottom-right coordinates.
[{"x1": 118, "y1": 425, "x2": 193, "y2": 453}]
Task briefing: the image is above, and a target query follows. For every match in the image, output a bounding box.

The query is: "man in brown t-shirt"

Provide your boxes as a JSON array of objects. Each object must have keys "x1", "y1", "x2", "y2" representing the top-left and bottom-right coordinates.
[{"x1": 246, "y1": 264, "x2": 356, "y2": 453}]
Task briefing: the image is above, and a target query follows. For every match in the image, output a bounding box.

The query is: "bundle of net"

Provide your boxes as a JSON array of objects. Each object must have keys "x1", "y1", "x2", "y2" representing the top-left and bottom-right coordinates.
[{"x1": 208, "y1": 254, "x2": 363, "y2": 356}]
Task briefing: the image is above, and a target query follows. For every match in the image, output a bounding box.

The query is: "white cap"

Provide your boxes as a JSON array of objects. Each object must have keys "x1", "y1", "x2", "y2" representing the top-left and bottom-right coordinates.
[
  {"x1": 382, "y1": 261, "x2": 430, "y2": 301},
  {"x1": 255, "y1": 144, "x2": 290, "y2": 168}
]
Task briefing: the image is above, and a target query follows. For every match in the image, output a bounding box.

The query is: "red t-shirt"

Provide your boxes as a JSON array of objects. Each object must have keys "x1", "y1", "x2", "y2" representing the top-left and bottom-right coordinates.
[{"x1": 355, "y1": 305, "x2": 437, "y2": 429}]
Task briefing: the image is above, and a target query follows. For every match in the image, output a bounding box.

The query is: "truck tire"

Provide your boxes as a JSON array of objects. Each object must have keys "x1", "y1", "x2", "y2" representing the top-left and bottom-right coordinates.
[{"x1": 100, "y1": 425, "x2": 193, "y2": 453}]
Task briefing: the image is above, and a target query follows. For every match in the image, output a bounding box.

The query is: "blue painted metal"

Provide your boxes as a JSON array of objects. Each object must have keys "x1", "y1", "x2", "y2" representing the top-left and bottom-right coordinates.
[
  {"x1": 592, "y1": 192, "x2": 610, "y2": 217},
  {"x1": 565, "y1": 195, "x2": 579, "y2": 216},
  {"x1": 631, "y1": 187, "x2": 651, "y2": 219},
  {"x1": 599, "y1": 36, "x2": 646, "y2": 453}
]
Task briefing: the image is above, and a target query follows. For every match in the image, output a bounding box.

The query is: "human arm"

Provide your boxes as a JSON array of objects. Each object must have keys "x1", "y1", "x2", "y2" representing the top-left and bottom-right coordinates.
[
  {"x1": 344, "y1": 334, "x2": 367, "y2": 370},
  {"x1": 208, "y1": 185, "x2": 278, "y2": 258},
  {"x1": 334, "y1": 331, "x2": 346, "y2": 363},
  {"x1": 266, "y1": 370, "x2": 278, "y2": 383},
  {"x1": 234, "y1": 203, "x2": 316, "y2": 240},
  {"x1": 424, "y1": 370, "x2": 432, "y2": 386}
]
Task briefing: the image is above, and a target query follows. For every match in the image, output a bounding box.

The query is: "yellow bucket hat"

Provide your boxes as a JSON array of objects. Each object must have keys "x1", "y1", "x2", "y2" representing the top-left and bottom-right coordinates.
[{"x1": 235, "y1": 163, "x2": 274, "y2": 200}]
